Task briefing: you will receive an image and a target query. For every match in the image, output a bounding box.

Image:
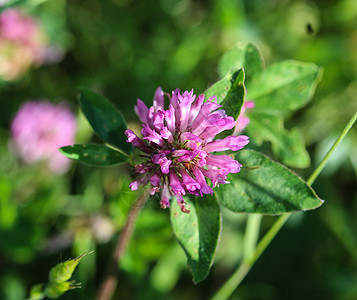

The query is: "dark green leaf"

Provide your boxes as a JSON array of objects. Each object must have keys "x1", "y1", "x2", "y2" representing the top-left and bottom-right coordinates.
[
  {"x1": 78, "y1": 87, "x2": 131, "y2": 154},
  {"x1": 59, "y1": 144, "x2": 128, "y2": 166},
  {"x1": 247, "y1": 60, "x2": 323, "y2": 113},
  {"x1": 216, "y1": 150, "x2": 323, "y2": 214},
  {"x1": 218, "y1": 41, "x2": 264, "y2": 84},
  {"x1": 170, "y1": 195, "x2": 221, "y2": 283},
  {"x1": 248, "y1": 112, "x2": 310, "y2": 168},
  {"x1": 205, "y1": 69, "x2": 245, "y2": 119},
  {"x1": 220, "y1": 69, "x2": 246, "y2": 120}
]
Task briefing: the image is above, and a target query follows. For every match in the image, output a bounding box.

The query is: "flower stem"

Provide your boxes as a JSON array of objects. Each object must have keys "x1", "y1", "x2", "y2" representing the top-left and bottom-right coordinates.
[
  {"x1": 306, "y1": 111, "x2": 357, "y2": 185},
  {"x1": 211, "y1": 214, "x2": 289, "y2": 300},
  {"x1": 211, "y1": 111, "x2": 357, "y2": 300},
  {"x1": 96, "y1": 189, "x2": 149, "y2": 300},
  {"x1": 243, "y1": 214, "x2": 263, "y2": 260}
]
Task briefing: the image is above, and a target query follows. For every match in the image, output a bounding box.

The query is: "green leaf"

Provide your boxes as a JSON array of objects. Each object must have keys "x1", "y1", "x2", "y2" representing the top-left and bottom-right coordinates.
[
  {"x1": 216, "y1": 150, "x2": 323, "y2": 214},
  {"x1": 205, "y1": 72, "x2": 235, "y2": 104},
  {"x1": 220, "y1": 69, "x2": 246, "y2": 120},
  {"x1": 59, "y1": 144, "x2": 128, "y2": 166},
  {"x1": 170, "y1": 195, "x2": 221, "y2": 283},
  {"x1": 205, "y1": 69, "x2": 245, "y2": 119},
  {"x1": 78, "y1": 87, "x2": 131, "y2": 154},
  {"x1": 245, "y1": 60, "x2": 322, "y2": 167},
  {"x1": 247, "y1": 60, "x2": 323, "y2": 113},
  {"x1": 218, "y1": 41, "x2": 264, "y2": 84},
  {"x1": 248, "y1": 112, "x2": 310, "y2": 168},
  {"x1": 215, "y1": 43, "x2": 322, "y2": 168}
]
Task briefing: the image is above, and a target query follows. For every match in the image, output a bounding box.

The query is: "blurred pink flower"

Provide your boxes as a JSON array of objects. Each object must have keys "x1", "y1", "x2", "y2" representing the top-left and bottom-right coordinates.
[
  {"x1": 11, "y1": 101, "x2": 77, "y2": 174},
  {"x1": 0, "y1": 8, "x2": 47, "y2": 80},
  {"x1": 126, "y1": 88, "x2": 249, "y2": 213},
  {"x1": 233, "y1": 100, "x2": 255, "y2": 134},
  {"x1": 0, "y1": 8, "x2": 38, "y2": 43}
]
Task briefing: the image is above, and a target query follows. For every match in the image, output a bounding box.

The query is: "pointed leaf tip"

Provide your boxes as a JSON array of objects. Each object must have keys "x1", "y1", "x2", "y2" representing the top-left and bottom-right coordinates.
[
  {"x1": 60, "y1": 144, "x2": 128, "y2": 166},
  {"x1": 205, "y1": 68, "x2": 246, "y2": 122}
]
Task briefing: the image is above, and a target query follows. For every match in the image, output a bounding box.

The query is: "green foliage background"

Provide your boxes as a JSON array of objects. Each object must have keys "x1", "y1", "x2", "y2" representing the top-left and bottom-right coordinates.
[{"x1": 0, "y1": 0, "x2": 356, "y2": 299}]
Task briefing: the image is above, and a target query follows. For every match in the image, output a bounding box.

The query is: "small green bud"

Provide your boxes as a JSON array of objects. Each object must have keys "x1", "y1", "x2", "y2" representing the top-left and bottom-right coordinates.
[
  {"x1": 28, "y1": 251, "x2": 93, "y2": 300},
  {"x1": 48, "y1": 252, "x2": 91, "y2": 283},
  {"x1": 28, "y1": 283, "x2": 45, "y2": 300},
  {"x1": 44, "y1": 281, "x2": 80, "y2": 299}
]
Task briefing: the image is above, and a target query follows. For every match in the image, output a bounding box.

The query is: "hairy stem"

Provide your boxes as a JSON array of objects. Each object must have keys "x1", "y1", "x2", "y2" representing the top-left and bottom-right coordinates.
[
  {"x1": 96, "y1": 189, "x2": 149, "y2": 300},
  {"x1": 211, "y1": 111, "x2": 357, "y2": 300}
]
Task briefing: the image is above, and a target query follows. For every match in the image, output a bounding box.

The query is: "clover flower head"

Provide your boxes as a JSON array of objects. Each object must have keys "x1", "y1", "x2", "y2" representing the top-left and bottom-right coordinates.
[
  {"x1": 125, "y1": 88, "x2": 249, "y2": 213},
  {"x1": 0, "y1": 8, "x2": 39, "y2": 43},
  {"x1": 0, "y1": 8, "x2": 47, "y2": 80},
  {"x1": 11, "y1": 101, "x2": 77, "y2": 174}
]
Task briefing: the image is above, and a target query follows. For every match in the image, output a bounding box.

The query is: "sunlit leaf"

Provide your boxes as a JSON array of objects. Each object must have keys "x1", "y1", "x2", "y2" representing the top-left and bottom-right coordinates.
[
  {"x1": 170, "y1": 195, "x2": 221, "y2": 283},
  {"x1": 245, "y1": 60, "x2": 321, "y2": 167},
  {"x1": 78, "y1": 87, "x2": 131, "y2": 154},
  {"x1": 248, "y1": 112, "x2": 310, "y2": 168},
  {"x1": 247, "y1": 60, "x2": 323, "y2": 112},
  {"x1": 205, "y1": 72, "x2": 234, "y2": 104},
  {"x1": 217, "y1": 43, "x2": 322, "y2": 167},
  {"x1": 59, "y1": 144, "x2": 128, "y2": 166},
  {"x1": 218, "y1": 41, "x2": 264, "y2": 84},
  {"x1": 216, "y1": 150, "x2": 323, "y2": 214}
]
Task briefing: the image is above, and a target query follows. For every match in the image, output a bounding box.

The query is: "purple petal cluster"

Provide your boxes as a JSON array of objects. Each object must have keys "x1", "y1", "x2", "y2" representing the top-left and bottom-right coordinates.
[
  {"x1": 126, "y1": 88, "x2": 249, "y2": 213},
  {"x1": 11, "y1": 101, "x2": 77, "y2": 174}
]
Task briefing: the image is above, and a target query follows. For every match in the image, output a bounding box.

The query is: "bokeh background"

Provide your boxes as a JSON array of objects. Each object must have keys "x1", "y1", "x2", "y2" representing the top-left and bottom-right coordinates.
[{"x1": 0, "y1": 0, "x2": 357, "y2": 299}]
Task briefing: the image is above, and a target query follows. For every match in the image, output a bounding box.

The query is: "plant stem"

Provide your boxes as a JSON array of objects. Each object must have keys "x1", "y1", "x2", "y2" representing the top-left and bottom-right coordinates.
[
  {"x1": 211, "y1": 111, "x2": 357, "y2": 300},
  {"x1": 96, "y1": 189, "x2": 149, "y2": 300},
  {"x1": 243, "y1": 214, "x2": 263, "y2": 260},
  {"x1": 306, "y1": 111, "x2": 357, "y2": 185},
  {"x1": 211, "y1": 214, "x2": 289, "y2": 300}
]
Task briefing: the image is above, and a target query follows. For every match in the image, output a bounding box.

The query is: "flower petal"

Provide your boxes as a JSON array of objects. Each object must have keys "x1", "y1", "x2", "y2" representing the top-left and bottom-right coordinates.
[
  {"x1": 153, "y1": 87, "x2": 165, "y2": 111},
  {"x1": 125, "y1": 129, "x2": 151, "y2": 153},
  {"x1": 169, "y1": 170, "x2": 186, "y2": 196},
  {"x1": 204, "y1": 135, "x2": 249, "y2": 153},
  {"x1": 134, "y1": 99, "x2": 149, "y2": 123}
]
